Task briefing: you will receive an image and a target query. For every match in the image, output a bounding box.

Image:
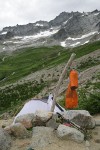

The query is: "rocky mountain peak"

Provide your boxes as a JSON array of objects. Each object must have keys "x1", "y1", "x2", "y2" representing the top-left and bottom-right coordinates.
[
  {"x1": 49, "y1": 11, "x2": 72, "y2": 26},
  {"x1": 0, "y1": 10, "x2": 100, "y2": 50},
  {"x1": 91, "y1": 9, "x2": 99, "y2": 14}
]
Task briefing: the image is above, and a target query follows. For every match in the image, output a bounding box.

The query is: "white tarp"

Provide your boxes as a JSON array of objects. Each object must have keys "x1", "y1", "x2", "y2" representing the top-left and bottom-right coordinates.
[{"x1": 14, "y1": 94, "x2": 66, "y2": 122}]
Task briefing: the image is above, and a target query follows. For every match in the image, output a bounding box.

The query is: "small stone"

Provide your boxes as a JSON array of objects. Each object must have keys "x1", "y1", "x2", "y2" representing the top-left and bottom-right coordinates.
[
  {"x1": 94, "y1": 139, "x2": 100, "y2": 143},
  {"x1": 4, "y1": 126, "x2": 12, "y2": 134},
  {"x1": 2, "y1": 125, "x2": 6, "y2": 128},
  {"x1": 27, "y1": 148, "x2": 34, "y2": 150},
  {"x1": 85, "y1": 147, "x2": 90, "y2": 150},
  {"x1": 95, "y1": 120, "x2": 100, "y2": 126},
  {"x1": 93, "y1": 131, "x2": 98, "y2": 135},
  {"x1": 52, "y1": 113, "x2": 58, "y2": 120},
  {"x1": 5, "y1": 123, "x2": 30, "y2": 139},
  {"x1": 0, "y1": 112, "x2": 10, "y2": 120},
  {"x1": 85, "y1": 140, "x2": 90, "y2": 147},
  {"x1": 15, "y1": 113, "x2": 34, "y2": 129}
]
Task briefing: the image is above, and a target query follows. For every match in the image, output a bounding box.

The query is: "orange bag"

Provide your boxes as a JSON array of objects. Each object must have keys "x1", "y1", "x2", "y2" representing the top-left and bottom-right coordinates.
[
  {"x1": 70, "y1": 69, "x2": 78, "y2": 89},
  {"x1": 65, "y1": 69, "x2": 78, "y2": 109}
]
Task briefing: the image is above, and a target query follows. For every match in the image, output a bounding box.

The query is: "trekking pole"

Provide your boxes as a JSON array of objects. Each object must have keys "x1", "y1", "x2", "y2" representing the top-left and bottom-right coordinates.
[
  {"x1": 51, "y1": 53, "x2": 76, "y2": 112},
  {"x1": 57, "y1": 112, "x2": 87, "y2": 134}
]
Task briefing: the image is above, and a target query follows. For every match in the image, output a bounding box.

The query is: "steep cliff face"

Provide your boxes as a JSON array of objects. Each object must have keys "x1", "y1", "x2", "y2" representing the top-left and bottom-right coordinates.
[
  {"x1": 53, "y1": 10, "x2": 100, "y2": 39},
  {"x1": 49, "y1": 12, "x2": 73, "y2": 26}
]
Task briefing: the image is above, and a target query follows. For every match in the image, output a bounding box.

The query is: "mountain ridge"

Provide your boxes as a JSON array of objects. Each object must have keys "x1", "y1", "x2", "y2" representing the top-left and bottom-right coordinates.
[{"x1": 0, "y1": 10, "x2": 100, "y2": 52}]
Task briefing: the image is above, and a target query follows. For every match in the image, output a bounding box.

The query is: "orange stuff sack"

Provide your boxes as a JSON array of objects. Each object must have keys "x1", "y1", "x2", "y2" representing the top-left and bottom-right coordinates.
[
  {"x1": 65, "y1": 70, "x2": 78, "y2": 109},
  {"x1": 70, "y1": 69, "x2": 78, "y2": 89}
]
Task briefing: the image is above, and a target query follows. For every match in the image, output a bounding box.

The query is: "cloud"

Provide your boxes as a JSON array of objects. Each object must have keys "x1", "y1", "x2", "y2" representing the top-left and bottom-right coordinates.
[{"x1": 0, "y1": 0, "x2": 100, "y2": 30}]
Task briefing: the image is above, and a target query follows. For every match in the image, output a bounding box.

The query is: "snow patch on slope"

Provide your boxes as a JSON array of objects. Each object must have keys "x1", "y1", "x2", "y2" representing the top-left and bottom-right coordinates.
[
  {"x1": 63, "y1": 16, "x2": 73, "y2": 25},
  {"x1": 35, "y1": 23, "x2": 44, "y2": 26},
  {"x1": 15, "y1": 28, "x2": 59, "y2": 41},
  {"x1": 60, "y1": 41, "x2": 66, "y2": 47},
  {"x1": 0, "y1": 31, "x2": 7, "y2": 35},
  {"x1": 3, "y1": 28, "x2": 59, "y2": 45},
  {"x1": 83, "y1": 40, "x2": 89, "y2": 44},
  {"x1": 70, "y1": 42, "x2": 80, "y2": 47},
  {"x1": 3, "y1": 41, "x2": 13, "y2": 44},
  {"x1": 94, "y1": 12, "x2": 100, "y2": 16},
  {"x1": 67, "y1": 31, "x2": 98, "y2": 41}
]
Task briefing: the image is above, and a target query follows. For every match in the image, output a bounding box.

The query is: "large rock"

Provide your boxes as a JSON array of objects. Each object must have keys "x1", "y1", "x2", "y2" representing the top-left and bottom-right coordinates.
[
  {"x1": 32, "y1": 110, "x2": 52, "y2": 126},
  {"x1": 46, "y1": 113, "x2": 61, "y2": 129},
  {"x1": 15, "y1": 113, "x2": 35, "y2": 129},
  {"x1": 0, "y1": 128, "x2": 12, "y2": 150},
  {"x1": 30, "y1": 127, "x2": 56, "y2": 149},
  {"x1": 56, "y1": 124, "x2": 84, "y2": 143},
  {"x1": 63, "y1": 110, "x2": 95, "y2": 129},
  {"x1": 15, "y1": 111, "x2": 52, "y2": 128},
  {"x1": 4, "y1": 123, "x2": 30, "y2": 139}
]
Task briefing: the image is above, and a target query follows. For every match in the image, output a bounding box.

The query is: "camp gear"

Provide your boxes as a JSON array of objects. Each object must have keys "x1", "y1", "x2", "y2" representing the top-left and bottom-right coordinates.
[
  {"x1": 57, "y1": 112, "x2": 87, "y2": 135},
  {"x1": 13, "y1": 94, "x2": 66, "y2": 124},
  {"x1": 65, "y1": 69, "x2": 78, "y2": 109}
]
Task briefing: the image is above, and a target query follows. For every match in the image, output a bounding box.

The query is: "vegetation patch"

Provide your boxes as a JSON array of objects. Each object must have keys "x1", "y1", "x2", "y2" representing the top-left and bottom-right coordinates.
[
  {"x1": 0, "y1": 41, "x2": 100, "y2": 86},
  {"x1": 0, "y1": 80, "x2": 47, "y2": 115},
  {"x1": 58, "y1": 74, "x2": 100, "y2": 115},
  {"x1": 77, "y1": 57, "x2": 100, "y2": 71},
  {"x1": 0, "y1": 41, "x2": 100, "y2": 115}
]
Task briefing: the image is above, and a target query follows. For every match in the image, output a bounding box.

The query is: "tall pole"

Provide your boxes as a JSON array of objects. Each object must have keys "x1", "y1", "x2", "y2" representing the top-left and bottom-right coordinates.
[{"x1": 51, "y1": 53, "x2": 76, "y2": 112}]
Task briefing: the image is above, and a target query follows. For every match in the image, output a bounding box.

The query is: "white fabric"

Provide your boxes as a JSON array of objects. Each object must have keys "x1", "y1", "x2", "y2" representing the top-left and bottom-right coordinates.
[{"x1": 14, "y1": 94, "x2": 66, "y2": 123}]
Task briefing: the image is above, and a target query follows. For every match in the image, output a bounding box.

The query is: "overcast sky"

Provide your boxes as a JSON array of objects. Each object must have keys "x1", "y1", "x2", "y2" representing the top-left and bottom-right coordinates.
[{"x1": 0, "y1": 0, "x2": 100, "y2": 30}]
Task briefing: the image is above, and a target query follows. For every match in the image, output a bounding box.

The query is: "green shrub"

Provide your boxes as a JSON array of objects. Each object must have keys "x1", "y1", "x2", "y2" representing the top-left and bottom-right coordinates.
[
  {"x1": 78, "y1": 89, "x2": 100, "y2": 115},
  {"x1": 58, "y1": 88, "x2": 100, "y2": 115},
  {"x1": 0, "y1": 80, "x2": 47, "y2": 114}
]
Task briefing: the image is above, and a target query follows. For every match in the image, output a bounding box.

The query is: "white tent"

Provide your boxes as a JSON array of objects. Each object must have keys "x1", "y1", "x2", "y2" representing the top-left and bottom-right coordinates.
[{"x1": 14, "y1": 94, "x2": 66, "y2": 123}]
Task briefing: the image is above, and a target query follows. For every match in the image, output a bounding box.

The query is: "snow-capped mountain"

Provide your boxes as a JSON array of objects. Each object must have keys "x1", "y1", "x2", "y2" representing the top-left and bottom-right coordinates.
[{"x1": 0, "y1": 9, "x2": 100, "y2": 52}]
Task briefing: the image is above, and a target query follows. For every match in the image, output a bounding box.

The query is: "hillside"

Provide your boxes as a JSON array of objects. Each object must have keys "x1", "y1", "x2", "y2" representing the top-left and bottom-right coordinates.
[
  {"x1": 0, "y1": 40, "x2": 100, "y2": 116},
  {"x1": 0, "y1": 38, "x2": 100, "y2": 150}
]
